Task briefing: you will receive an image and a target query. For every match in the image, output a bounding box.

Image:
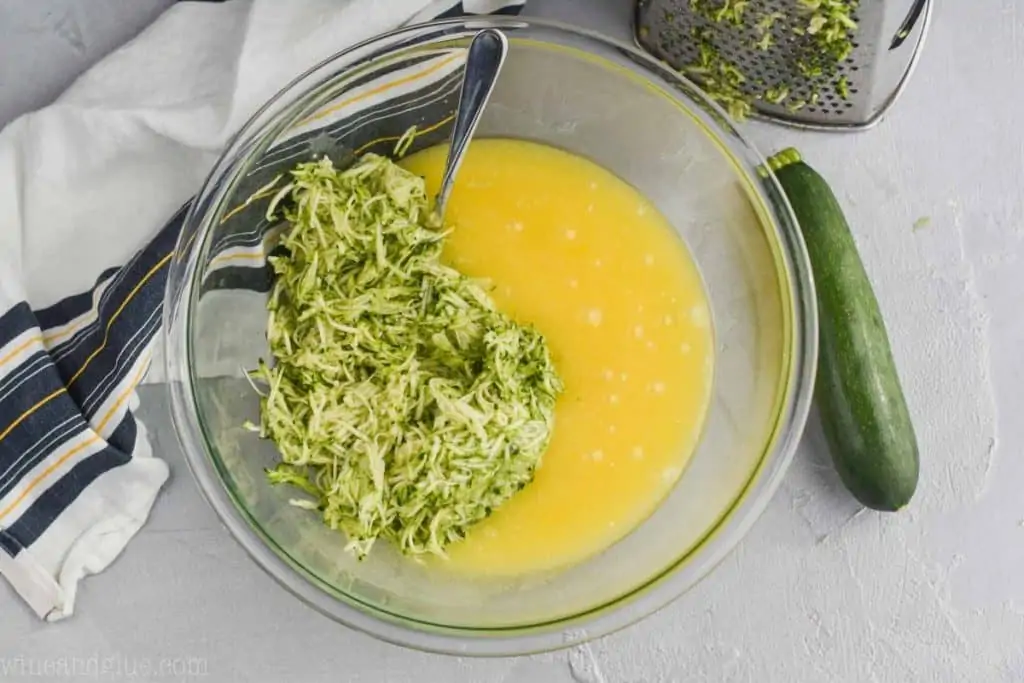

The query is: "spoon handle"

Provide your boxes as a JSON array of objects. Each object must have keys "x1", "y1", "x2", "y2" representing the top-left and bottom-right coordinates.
[{"x1": 435, "y1": 29, "x2": 508, "y2": 218}]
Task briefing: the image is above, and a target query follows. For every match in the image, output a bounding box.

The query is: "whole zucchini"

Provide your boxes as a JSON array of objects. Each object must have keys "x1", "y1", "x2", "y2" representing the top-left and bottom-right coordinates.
[{"x1": 767, "y1": 148, "x2": 919, "y2": 511}]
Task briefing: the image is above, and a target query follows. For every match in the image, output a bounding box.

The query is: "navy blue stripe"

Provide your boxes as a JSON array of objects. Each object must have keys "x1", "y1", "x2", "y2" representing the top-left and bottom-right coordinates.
[
  {"x1": 80, "y1": 302, "x2": 163, "y2": 417},
  {"x1": 0, "y1": 392, "x2": 90, "y2": 500},
  {"x1": 52, "y1": 277, "x2": 160, "y2": 390},
  {"x1": 200, "y1": 264, "x2": 274, "y2": 295},
  {"x1": 106, "y1": 412, "x2": 138, "y2": 456},
  {"x1": 0, "y1": 350, "x2": 50, "y2": 403},
  {"x1": 47, "y1": 255, "x2": 157, "y2": 372},
  {"x1": 235, "y1": 52, "x2": 449, "y2": 174},
  {"x1": 0, "y1": 420, "x2": 85, "y2": 503},
  {"x1": 0, "y1": 302, "x2": 36, "y2": 350},
  {"x1": 491, "y1": 4, "x2": 525, "y2": 16},
  {"x1": 0, "y1": 528, "x2": 21, "y2": 557},
  {"x1": 205, "y1": 77, "x2": 461, "y2": 273},
  {"x1": 56, "y1": 273, "x2": 163, "y2": 405},
  {"x1": 209, "y1": 218, "x2": 275, "y2": 256},
  {"x1": 0, "y1": 3, "x2": 525, "y2": 560},
  {"x1": 435, "y1": 4, "x2": 469, "y2": 19},
  {"x1": 34, "y1": 266, "x2": 119, "y2": 334},
  {"x1": 161, "y1": 202, "x2": 195, "y2": 316},
  {"x1": 228, "y1": 52, "x2": 453, "y2": 182},
  {"x1": 1, "y1": 445, "x2": 131, "y2": 551},
  {"x1": 48, "y1": 206, "x2": 182, "y2": 365},
  {"x1": 0, "y1": 358, "x2": 69, "y2": 454},
  {"x1": 207, "y1": 59, "x2": 463, "y2": 257},
  {"x1": 0, "y1": 204, "x2": 178, "y2": 500},
  {"x1": 0, "y1": 416, "x2": 84, "y2": 501},
  {"x1": 435, "y1": 2, "x2": 524, "y2": 19},
  {"x1": 53, "y1": 213, "x2": 179, "y2": 406},
  {"x1": 48, "y1": 258, "x2": 137, "y2": 363}
]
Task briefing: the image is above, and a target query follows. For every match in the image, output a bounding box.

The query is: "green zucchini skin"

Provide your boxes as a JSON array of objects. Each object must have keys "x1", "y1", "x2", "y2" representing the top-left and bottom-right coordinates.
[{"x1": 769, "y1": 149, "x2": 919, "y2": 511}]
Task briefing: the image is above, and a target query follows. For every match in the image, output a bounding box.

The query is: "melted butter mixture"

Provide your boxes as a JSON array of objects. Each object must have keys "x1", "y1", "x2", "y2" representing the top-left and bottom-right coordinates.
[{"x1": 401, "y1": 139, "x2": 714, "y2": 575}]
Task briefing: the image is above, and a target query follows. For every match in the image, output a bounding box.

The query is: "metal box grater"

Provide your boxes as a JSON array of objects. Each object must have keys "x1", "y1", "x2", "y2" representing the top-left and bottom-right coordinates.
[{"x1": 634, "y1": 0, "x2": 932, "y2": 131}]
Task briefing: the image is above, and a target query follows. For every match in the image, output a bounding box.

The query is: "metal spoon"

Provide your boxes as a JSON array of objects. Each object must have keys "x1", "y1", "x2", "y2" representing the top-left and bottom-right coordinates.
[{"x1": 434, "y1": 28, "x2": 508, "y2": 220}]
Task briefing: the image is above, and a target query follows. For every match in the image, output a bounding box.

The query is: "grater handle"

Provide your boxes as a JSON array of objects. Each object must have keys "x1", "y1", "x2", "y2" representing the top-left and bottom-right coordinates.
[{"x1": 890, "y1": 0, "x2": 929, "y2": 50}]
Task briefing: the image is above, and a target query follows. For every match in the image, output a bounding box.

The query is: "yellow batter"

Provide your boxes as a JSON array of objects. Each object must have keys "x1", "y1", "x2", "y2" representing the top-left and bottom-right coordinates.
[{"x1": 401, "y1": 139, "x2": 714, "y2": 575}]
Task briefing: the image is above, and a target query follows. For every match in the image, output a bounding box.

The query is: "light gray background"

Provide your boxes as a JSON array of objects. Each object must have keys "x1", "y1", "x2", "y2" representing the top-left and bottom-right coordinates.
[{"x1": 2, "y1": 1, "x2": 1023, "y2": 682}]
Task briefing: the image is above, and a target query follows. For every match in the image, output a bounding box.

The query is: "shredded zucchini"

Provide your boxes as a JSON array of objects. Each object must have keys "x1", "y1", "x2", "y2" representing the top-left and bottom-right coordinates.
[
  {"x1": 661, "y1": 0, "x2": 859, "y2": 119},
  {"x1": 246, "y1": 150, "x2": 563, "y2": 559}
]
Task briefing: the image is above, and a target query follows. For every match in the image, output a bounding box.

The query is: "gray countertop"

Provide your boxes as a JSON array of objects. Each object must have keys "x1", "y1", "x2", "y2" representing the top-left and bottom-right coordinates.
[{"x1": 3, "y1": 1, "x2": 1023, "y2": 681}]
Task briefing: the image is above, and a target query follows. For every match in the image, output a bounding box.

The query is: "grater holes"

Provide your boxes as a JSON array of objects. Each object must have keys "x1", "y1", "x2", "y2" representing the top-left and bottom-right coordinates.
[{"x1": 636, "y1": 0, "x2": 874, "y2": 122}]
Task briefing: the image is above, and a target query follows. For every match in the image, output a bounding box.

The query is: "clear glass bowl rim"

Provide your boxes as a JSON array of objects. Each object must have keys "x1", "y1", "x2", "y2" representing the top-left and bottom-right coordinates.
[{"x1": 162, "y1": 15, "x2": 818, "y2": 657}]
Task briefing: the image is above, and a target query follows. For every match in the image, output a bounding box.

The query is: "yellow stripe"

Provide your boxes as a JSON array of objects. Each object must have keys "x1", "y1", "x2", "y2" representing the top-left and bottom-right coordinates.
[
  {"x1": 44, "y1": 320, "x2": 90, "y2": 347},
  {"x1": 296, "y1": 52, "x2": 460, "y2": 128},
  {"x1": 206, "y1": 114, "x2": 455, "y2": 271},
  {"x1": 354, "y1": 114, "x2": 454, "y2": 157},
  {"x1": 207, "y1": 225, "x2": 286, "y2": 268},
  {"x1": 0, "y1": 387, "x2": 66, "y2": 445},
  {"x1": 0, "y1": 433, "x2": 102, "y2": 523},
  {"x1": 1, "y1": 252, "x2": 169, "y2": 455},
  {"x1": 209, "y1": 252, "x2": 267, "y2": 266},
  {"x1": 42, "y1": 307, "x2": 100, "y2": 347},
  {"x1": 41, "y1": 275, "x2": 120, "y2": 347},
  {"x1": 0, "y1": 333, "x2": 42, "y2": 372},
  {"x1": 208, "y1": 111, "x2": 454, "y2": 269},
  {"x1": 95, "y1": 357, "x2": 150, "y2": 434},
  {"x1": 219, "y1": 203, "x2": 249, "y2": 226},
  {"x1": 0, "y1": 54, "x2": 464, "y2": 523},
  {"x1": 0, "y1": 353, "x2": 152, "y2": 524},
  {"x1": 211, "y1": 110, "x2": 453, "y2": 268},
  {"x1": 0, "y1": 255, "x2": 166, "y2": 446},
  {"x1": 65, "y1": 252, "x2": 173, "y2": 389},
  {"x1": 175, "y1": 230, "x2": 199, "y2": 264},
  {"x1": 215, "y1": 53, "x2": 460, "y2": 231},
  {"x1": 207, "y1": 115, "x2": 454, "y2": 270}
]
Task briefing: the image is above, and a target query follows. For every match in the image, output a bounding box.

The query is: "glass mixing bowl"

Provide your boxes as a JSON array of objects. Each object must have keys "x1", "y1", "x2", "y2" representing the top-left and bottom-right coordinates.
[{"x1": 163, "y1": 17, "x2": 816, "y2": 656}]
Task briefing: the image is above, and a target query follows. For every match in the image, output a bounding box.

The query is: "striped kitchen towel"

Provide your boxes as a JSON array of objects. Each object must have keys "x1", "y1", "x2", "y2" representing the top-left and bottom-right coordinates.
[{"x1": 0, "y1": 0, "x2": 525, "y2": 622}]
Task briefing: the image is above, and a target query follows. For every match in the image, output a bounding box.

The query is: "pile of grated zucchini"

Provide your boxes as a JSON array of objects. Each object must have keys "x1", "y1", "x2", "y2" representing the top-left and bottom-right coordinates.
[
  {"x1": 646, "y1": 0, "x2": 859, "y2": 120},
  {"x1": 246, "y1": 151, "x2": 563, "y2": 559}
]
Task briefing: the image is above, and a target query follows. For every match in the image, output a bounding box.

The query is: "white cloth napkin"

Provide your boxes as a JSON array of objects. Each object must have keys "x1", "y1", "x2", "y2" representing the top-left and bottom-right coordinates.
[{"x1": 0, "y1": 0, "x2": 523, "y2": 621}]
